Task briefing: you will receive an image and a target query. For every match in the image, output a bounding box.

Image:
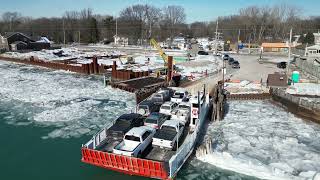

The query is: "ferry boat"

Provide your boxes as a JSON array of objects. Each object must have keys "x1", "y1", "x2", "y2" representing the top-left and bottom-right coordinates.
[{"x1": 81, "y1": 86, "x2": 209, "y2": 179}]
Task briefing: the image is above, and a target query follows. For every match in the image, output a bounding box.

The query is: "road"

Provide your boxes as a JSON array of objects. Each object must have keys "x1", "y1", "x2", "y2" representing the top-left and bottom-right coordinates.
[{"x1": 226, "y1": 54, "x2": 281, "y2": 82}]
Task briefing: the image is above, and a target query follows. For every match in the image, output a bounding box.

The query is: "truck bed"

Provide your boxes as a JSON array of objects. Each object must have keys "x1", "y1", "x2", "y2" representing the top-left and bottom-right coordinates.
[{"x1": 153, "y1": 130, "x2": 177, "y2": 141}]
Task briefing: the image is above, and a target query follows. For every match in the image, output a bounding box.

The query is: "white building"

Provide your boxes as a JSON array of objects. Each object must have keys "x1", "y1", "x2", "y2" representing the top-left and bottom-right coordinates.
[
  {"x1": 313, "y1": 33, "x2": 320, "y2": 45},
  {"x1": 0, "y1": 34, "x2": 9, "y2": 51},
  {"x1": 114, "y1": 35, "x2": 128, "y2": 46},
  {"x1": 305, "y1": 44, "x2": 320, "y2": 65}
]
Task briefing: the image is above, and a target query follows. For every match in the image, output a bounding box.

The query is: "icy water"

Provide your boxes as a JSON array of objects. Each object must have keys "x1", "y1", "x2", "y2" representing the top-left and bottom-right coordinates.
[
  {"x1": 198, "y1": 101, "x2": 320, "y2": 180},
  {"x1": 0, "y1": 61, "x2": 255, "y2": 180}
]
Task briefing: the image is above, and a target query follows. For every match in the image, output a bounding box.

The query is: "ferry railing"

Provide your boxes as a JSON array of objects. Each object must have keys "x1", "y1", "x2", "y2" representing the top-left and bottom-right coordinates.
[{"x1": 168, "y1": 93, "x2": 209, "y2": 178}]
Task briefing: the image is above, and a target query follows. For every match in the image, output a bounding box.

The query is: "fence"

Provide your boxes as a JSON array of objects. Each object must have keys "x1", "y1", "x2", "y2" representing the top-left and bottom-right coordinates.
[{"x1": 295, "y1": 58, "x2": 320, "y2": 80}]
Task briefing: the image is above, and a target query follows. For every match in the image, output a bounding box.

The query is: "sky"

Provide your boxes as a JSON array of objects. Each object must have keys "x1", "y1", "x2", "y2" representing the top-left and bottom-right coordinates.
[{"x1": 0, "y1": 0, "x2": 319, "y2": 23}]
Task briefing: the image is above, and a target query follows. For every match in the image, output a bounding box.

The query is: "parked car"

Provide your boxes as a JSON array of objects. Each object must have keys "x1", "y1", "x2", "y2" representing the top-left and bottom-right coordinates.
[
  {"x1": 223, "y1": 54, "x2": 229, "y2": 60},
  {"x1": 151, "y1": 89, "x2": 171, "y2": 105},
  {"x1": 137, "y1": 100, "x2": 160, "y2": 117},
  {"x1": 232, "y1": 61, "x2": 240, "y2": 68},
  {"x1": 144, "y1": 112, "x2": 170, "y2": 129},
  {"x1": 277, "y1": 61, "x2": 287, "y2": 69},
  {"x1": 197, "y1": 50, "x2": 209, "y2": 55},
  {"x1": 228, "y1": 57, "x2": 235, "y2": 65},
  {"x1": 170, "y1": 105, "x2": 191, "y2": 125},
  {"x1": 113, "y1": 126, "x2": 156, "y2": 157},
  {"x1": 108, "y1": 113, "x2": 144, "y2": 137},
  {"x1": 171, "y1": 90, "x2": 189, "y2": 103},
  {"x1": 152, "y1": 120, "x2": 185, "y2": 150},
  {"x1": 160, "y1": 101, "x2": 178, "y2": 115}
]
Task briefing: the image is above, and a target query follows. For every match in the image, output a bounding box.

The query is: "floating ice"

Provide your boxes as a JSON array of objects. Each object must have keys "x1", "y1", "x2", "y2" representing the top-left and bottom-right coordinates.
[
  {"x1": 0, "y1": 60, "x2": 136, "y2": 139},
  {"x1": 198, "y1": 100, "x2": 320, "y2": 180}
]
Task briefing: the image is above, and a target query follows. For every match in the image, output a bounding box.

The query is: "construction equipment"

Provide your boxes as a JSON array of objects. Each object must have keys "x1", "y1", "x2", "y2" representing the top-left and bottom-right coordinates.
[{"x1": 150, "y1": 38, "x2": 175, "y2": 65}]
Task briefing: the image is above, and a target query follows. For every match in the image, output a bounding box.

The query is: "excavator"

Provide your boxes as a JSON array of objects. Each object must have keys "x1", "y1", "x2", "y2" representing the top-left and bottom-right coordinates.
[{"x1": 150, "y1": 38, "x2": 181, "y2": 86}]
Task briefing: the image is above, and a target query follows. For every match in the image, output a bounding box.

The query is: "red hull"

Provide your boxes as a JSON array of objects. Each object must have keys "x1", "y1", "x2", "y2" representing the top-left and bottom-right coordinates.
[{"x1": 81, "y1": 148, "x2": 170, "y2": 179}]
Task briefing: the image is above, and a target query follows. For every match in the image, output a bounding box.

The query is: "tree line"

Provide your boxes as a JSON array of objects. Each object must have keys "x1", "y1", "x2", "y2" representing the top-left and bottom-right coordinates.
[{"x1": 0, "y1": 4, "x2": 319, "y2": 45}]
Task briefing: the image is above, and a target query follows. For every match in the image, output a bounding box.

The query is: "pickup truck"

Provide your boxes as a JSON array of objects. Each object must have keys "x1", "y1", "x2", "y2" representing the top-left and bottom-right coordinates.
[
  {"x1": 152, "y1": 120, "x2": 185, "y2": 150},
  {"x1": 151, "y1": 89, "x2": 171, "y2": 105},
  {"x1": 94, "y1": 113, "x2": 144, "y2": 151},
  {"x1": 113, "y1": 126, "x2": 156, "y2": 157},
  {"x1": 159, "y1": 101, "x2": 178, "y2": 115},
  {"x1": 144, "y1": 112, "x2": 170, "y2": 129},
  {"x1": 171, "y1": 90, "x2": 188, "y2": 103},
  {"x1": 170, "y1": 105, "x2": 191, "y2": 125}
]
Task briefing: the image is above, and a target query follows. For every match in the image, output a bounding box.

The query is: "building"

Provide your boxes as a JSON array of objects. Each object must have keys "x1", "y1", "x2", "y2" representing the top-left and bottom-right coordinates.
[
  {"x1": 261, "y1": 43, "x2": 288, "y2": 52},
  {"x1": 267, "y1": 73, "x2": 288, "y2": 88},
  {"x1": 4, "y1": 32, "x2": 50, "y2": 51},
  {"x1": 0, "y1": 35, "x2": 9, "y2": 52},
  {"x1": 114, "y1": 35, "x2": 128, "y2": 46},
  {"x1": 313, "y1": 32, "x2": 320, "y2": 45}
]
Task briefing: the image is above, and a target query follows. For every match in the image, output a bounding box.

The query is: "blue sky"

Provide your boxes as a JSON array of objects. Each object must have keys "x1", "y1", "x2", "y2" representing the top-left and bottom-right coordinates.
[{"x1": 0, "y1": 0, "x2": 319, "y2": 22}]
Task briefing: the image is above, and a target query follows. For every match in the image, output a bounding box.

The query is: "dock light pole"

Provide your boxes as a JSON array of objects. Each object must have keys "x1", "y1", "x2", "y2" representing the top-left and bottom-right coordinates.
[{"x1": 287, "y1": 28, "x2": 292, "y2": 75}]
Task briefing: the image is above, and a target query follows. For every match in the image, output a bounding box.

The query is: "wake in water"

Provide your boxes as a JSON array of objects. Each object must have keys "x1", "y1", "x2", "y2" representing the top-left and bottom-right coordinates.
[
  {"x1": 0, "y1": 61, "x2": 136, "y2": 139},
  {"x1": 197, "y1": 101, "x2": 320, "y2": 180}
]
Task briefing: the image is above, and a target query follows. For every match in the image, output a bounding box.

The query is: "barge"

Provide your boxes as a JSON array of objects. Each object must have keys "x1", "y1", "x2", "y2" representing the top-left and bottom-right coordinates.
[{"x1": 81, "y1": 86, "x2": 209, "y2": 179}]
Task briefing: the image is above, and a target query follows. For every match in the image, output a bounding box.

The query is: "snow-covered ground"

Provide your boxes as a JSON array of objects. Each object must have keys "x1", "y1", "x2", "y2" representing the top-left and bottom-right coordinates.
[
  {"x1": 287, "y1": 83, "x2": 320, "y2": 96},
  {"x1": 0, "y1": 60, "x2": 136, "y2": 139},
  {"x1": 198, "y1": 100, "x2": 320, "y2": 180}
]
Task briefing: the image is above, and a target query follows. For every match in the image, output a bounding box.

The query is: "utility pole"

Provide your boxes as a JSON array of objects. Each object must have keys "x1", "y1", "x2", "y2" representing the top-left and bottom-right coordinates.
[
  {"x1": 287, "y1": 28, "x2": 292, "y2": 75},
  {"x1": 248, "y1": 34, "x2": 251, "y2": 54},
  {"x1": 237, "y1": 29, "x2": 240, "y2": 54},
  {"x1": 115, "y1": 16, "x2": 118, "y2": 37},
  {"x1": 215, "y1": 19, "x2": 219, "y2": 53},
  {"x1": 78, "y1": 31, "x2": 81, "y2": 45},
  {"x1": 63, "y1": 19, "x2": 66, "y2": 47}
]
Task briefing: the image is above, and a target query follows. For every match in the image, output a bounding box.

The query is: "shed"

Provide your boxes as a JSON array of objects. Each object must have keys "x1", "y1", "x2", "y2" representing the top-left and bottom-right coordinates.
[
  {"x1": 261, "y1": 43, "x2": 288, "y2": 52},
  {"x1": 267, "y1": 73, "x2": 288, "y2": 88}
]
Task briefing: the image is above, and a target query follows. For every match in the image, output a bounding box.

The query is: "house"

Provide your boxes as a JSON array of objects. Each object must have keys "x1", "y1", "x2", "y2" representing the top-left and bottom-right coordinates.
[
  {"x1": 0, "y1": 35, "x2": 9, "y2": 52},
  {"x1": 4, "y1": 32, "x2": 50, "y2": 51},
  {"x1": 313, "y1": 32, "x2": 320, "y2": 45},
  {"x1": 267, "y1": 73, "x2": 288, "y2": 88},
  {"x1": 114, "y1": 35, "x2": 128, "y2": 46},
  {"x1": 261, "y1": 43, "x2": 288, "y2": 52},
  {"x1": 305, "y1": 44, "x2": 320, "y2": 57}
]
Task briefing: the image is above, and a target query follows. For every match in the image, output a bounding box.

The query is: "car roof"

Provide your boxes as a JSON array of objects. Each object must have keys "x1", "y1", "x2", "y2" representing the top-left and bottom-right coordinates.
[
  {"x1": 118, "y1": 113, "x2": 141, "y2": 120},
  {"x1": 162, "y1": 101, "x2": 177, "y2": 106},
  {"x1": 178, "y1": 102, "x2": 191, "y2": 106},
  {"x1": 139, "y1": 100, "x2": 155, "y2": 106},
  {"x1": 126, "y1": 126, "x2": 152, "y2": 136},
  {"x1": 162, "y1": 120, "x2": 181, "y2": 127}
]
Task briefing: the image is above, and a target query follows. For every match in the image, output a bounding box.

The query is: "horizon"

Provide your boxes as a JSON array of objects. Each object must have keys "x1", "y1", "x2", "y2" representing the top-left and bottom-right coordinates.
[{"x1": 0, "y1": 0, "x2": 320, "y2": 23}]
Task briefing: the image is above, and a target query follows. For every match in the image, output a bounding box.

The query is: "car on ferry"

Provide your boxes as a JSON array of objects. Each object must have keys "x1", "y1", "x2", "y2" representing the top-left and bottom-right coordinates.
[
  {"x1": 113, "y1": 126, "x2": 156, "y2": 157},
  {"x1": 144, "y1": 112, "x2": 170, "y2": 129},
  {"x1": 137, "y1": 100, "x2": 161, "y2": 117},
  {"x1": 108, "y1": 113, "x2": 144, "y2": 136},
  {"x1": 151, "y1": 89, "x2": 171, "y2": 105},
  {"x1": 171, "y1": 90, "x2": 189, "y2": 103},
  {"x1": 160, "y1": 101, "x2": 178, "y2": 115},
  {"x1": 152, "y1": 120, "x2": 185, "y2": 150}
]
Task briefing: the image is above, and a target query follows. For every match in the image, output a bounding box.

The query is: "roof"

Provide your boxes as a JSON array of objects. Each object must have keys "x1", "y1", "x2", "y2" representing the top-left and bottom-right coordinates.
[
  {"x1": 261, "y1": 43, "x2": 288, "y2": 48},
  {"x1": 5, "y1": 32, "x2": 32, "y2": 41},
  {"x1": 306, "y1": 44, "x2": 320, "y2": 50},
  {"x1": 118, "y1": 113, "x2": 141, "y2": 121},
  {"x1": 162, "y1": 101, "x2": 177, "y2": 106},
  {"x1": 126, "y1": 126, "x2": 152, "y2": 136},
  {"x1": 11, "y1": 41, "x2": 27, "y2": 45},
  {"x1": 162, "y1": 120, "x2": 181, "y2": 128},
  {"x1": 267, "y1": 73, "x2": 288, "y2": 87}
]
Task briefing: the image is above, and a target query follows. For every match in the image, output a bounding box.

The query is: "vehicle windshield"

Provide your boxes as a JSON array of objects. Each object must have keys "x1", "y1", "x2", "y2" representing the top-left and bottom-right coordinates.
[
  {"x1": 116, "y1": 119, "x2": 131, "y2": 125},
  {"x1": 179, "y1": 105, "x2": 190, "y2": 109},
  {"x1": 161, "y1": 126, "x2": 177, "y2": 132},
  {"x1": 125, "y1": 135, "x2": 140, "y2": 142},
  {"x1": 161, "y1": 105, "x2": 171, "y2": 110},
  {"x1": 192, "y1": 103, "x2": 199, "y2": 108},
  {"x1": 233, "y1": 61, "x2": 239, "y2": 64},
  {"x1": 173, "y1": 93, "x2": 184, "y2": 98},
  {"x1": 145, "y1": 118, "x2": 158, "y2": 124}
]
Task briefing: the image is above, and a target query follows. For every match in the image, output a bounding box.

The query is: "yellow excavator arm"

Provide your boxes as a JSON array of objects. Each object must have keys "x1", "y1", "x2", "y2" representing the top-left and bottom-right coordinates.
[{"x1": 150, "y1": 38, "x2": 175, "y2": 65}]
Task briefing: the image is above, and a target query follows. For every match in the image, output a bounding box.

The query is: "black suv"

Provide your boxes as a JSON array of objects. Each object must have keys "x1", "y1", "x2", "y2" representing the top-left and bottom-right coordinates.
[
  {"x1": 108, "y1": 113, "x2": 144, "y2": 135},
  {"x1": 228, "y1": 57, "x2": 235, "y2": 65}
]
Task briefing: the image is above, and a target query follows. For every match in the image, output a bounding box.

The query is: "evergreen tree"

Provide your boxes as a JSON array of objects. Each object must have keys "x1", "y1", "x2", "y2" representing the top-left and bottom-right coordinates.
[
  {"x1": 303, "y1": 32, "x2": 315, "y2": 44},
  {"x1": 89, "y1": 17, "x2": 99, "y2": 43}
]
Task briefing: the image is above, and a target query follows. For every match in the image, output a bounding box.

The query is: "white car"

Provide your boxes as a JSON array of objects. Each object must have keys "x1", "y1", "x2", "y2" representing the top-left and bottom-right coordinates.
[
  {"x1": 113, "y1": 126, "x2": 156, "y2": 157},
  {"x1": 159, "y1": 101, "x2": 178, "y2": 115},
  {"x1": 152, "y1": 120, "x2": 185, "y2": 150},
  {"x1": 171, "y1": 90, "x2": 188, "y2": 103}
]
